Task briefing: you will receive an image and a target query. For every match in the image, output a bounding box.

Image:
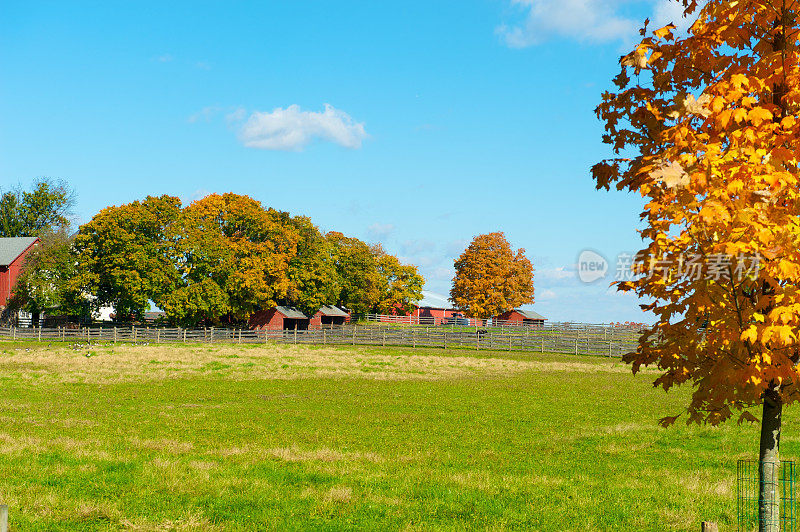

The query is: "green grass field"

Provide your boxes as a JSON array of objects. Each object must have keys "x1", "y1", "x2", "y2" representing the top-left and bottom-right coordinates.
[{"x1": 0, "y1": 340, "x2": 790, "y2": 530}]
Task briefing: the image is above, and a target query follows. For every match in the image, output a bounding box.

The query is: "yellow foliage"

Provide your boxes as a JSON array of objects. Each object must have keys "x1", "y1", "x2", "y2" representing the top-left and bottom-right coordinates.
[
  {"x1": 593, "y1": 0, "x2": 800, "y2": 425},
  {"x1": 450, "y1": 232, "x2": 534, "y2": 319}
]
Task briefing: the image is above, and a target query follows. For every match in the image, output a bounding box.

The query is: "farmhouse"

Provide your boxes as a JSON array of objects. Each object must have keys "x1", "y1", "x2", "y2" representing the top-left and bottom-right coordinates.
[
  {"x1": 495, "y1": 308, "x2": 547, "y2": 326},
  {"x1": 249, "y1": 305, "x2": 350, "y2": 330},
  {"x1": 0, "y1": 236, "x2": 39, "y2": 309}
]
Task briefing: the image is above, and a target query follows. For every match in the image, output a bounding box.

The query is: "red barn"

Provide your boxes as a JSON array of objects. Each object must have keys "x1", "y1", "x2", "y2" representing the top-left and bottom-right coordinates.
[
  {"x1": 496, "y1": 308, "x2": 546, "y2": 326},
  {"x1": 249, "y1": 305, "x2": 350, "y2": 330},
  {"x1": 0, "y1": 237, "x2": 39, "y2": 308},
  {"x1": 391, "y1": 290, "x2": 463, "y2": 325}
]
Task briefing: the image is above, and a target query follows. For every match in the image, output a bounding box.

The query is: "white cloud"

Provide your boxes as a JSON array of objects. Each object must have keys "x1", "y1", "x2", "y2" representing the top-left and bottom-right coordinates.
[
  {"x1": 497, "y1": 0, "x2": 699, "y2": 47},
  {"x1": 401, "y1": 239, "x2": 436, "y2": 256},
  {"x1": 498, "y1": 0, "x2": 639, "y2": 47},
  {"x1": 236, "y1": 104, "x2": 368, "y2": 151},
  {"x1": 538, "y1": 266, "x2": 574, "y2": 281},
  {"x1": 367, "y1": 223, "x2": 395, "y2": 240},
  {"x1": 652, "y1": 0, "x2": 697, "y2": 34},
  {"x1": 225, "y1": 107, "x2": 246, "y2": 124},
  {"x1": 154, "y1": 53, "x2": 173, "y2": 63},
  {"x1": 188, "y1": 106, "x2": 220, "y2": 123}
]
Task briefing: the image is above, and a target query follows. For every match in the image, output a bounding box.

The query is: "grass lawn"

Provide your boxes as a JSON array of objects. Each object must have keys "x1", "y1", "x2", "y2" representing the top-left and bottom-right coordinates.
[{"x1": 0, "y1": 340, "x2": 790, "y2": 530}]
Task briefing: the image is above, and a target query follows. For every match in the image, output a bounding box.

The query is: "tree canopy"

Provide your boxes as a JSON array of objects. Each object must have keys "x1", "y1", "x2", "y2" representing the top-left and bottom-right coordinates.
[
  {"x1": 8, "y1": 228, "x2": 85, "y2": 321},
  {"x1": 69, "y1": 193, "x2": 423, "y2": 325},
  {"x1": 72, "y1": 195, "x2": 183, "y2": 320},
  {"x1": 0, "y1": 178, "x2": 75, "y2": 237},
  {"x1": 450, "y1": 232, "x2": 534, "y2": 319}
]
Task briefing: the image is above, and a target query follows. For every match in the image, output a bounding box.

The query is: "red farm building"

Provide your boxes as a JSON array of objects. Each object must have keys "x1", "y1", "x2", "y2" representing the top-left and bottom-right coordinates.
[
  {"x1": 495, "y1": 308, "x2": 547, "y2": 327},
  {"x1": 0, "y1": 237, "x2": 39, "y2": 309},
  {"x1": 406, "y1": 290, "x2": 464, "y2": 325},
  {"x1": 249, "y1": 305, "x2": 350, "y2": 331}
]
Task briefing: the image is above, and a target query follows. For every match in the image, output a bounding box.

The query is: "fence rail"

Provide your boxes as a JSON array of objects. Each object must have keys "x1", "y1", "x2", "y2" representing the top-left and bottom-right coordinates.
[{"x1": 0, "y1": 323, "x2": 642, "y2": 358}]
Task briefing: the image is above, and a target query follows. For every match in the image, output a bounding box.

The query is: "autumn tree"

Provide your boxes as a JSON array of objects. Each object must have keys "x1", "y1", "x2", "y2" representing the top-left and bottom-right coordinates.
[
  {"x1": 327, "y1": 232, "x2": 381, "y2": 313},
  {"x1": 371, "y1": 245, "x2": 424, "y2": 314},
  {"x1": 72, "y1": 195, "x2": 183, "y2": 320},
  {"x1": 162, "y1": 193, "x2": 298, "y2": 326},
  {"x1": 283, "y1": 215, "x2": 340, "y2": 316},
  {"x1": 450, "y1": 232, "x2": 534, "y2": 319},
  {"x1": 593, "y1": 2, "x2": 800, "y2": 528}
]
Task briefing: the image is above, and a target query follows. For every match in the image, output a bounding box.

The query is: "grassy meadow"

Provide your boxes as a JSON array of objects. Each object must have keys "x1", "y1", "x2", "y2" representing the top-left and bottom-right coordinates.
[{"x1": 0, "y1": 340, "x2": 791, "y2": 530}]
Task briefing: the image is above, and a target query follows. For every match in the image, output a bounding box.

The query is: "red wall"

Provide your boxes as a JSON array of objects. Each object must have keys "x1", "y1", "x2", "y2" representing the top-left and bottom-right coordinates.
[
  {"x1": 497, "y1": 310, "x2": 525, "y2": 323},
  {"x1": 249, "y1": 308, "x2": 285, "y2": 330},
  {"x1": 0, "y1": 240, "x2": 38, "y2": 306}
]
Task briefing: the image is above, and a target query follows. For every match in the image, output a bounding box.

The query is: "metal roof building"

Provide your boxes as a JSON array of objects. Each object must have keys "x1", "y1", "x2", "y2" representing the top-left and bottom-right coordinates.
[
  {"x1": 0, "y1": 237, "x2": 38, "y2": 267},
  {"x1": 0, "y1": 236, "x2": 39, "y2": 308}
]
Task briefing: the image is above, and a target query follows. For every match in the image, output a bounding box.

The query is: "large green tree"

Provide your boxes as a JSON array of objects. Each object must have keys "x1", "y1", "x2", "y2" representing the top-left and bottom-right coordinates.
[
  {"x1": 327, "y1": 231, "x2": 381, "y2": 313},
  {"x1": 72, "y1": 195, "x2": 183, "y2": 320},
  {"x1": 0, "y1": 178, "x2": 75, "y2": 237},
  {"x1": 8, "y1": 229, "x2": 86, "y2": 323},
  {"x1": 284, "y1": 216, "x2": 340, "y2": 316}
]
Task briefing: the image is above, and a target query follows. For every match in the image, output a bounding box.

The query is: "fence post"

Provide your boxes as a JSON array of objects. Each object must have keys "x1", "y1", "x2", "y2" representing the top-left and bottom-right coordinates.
[
  {"x1": 352, "y1": 326, "x2": 356, "y2": 346},
  {"x1": 38, "y1": 326, "x2": 41, "y2": 342},
  {"x1": 323, "y1": 328, "x2": 326, "y2": 345},
  {"x1": 541, "y1": 336, "x2": 544, "y2": 353},
  {"x1": 183, "y1": 328, "x2": 187, "y2": 343},
  {"x1": 238, "y1": 329, "x2": 242, "y2": 344},
  {"x1": 382, "y1": 327, "x2": 385, "y2": 347},
  {"x1": 294, "y1": 325, "x2": 297, "y2": 345},
  {"x1": 574, "y1": 336, "x2": 578, "y2": 355},
  {"x1": 444, "y1": 330, "x2": 447, "y2": 350},
  {"x1": 113, "y1": 327, "x2": 117, "y2": 344},
  {"x1": 157, "y1": 329, "x2": 160, "y2": 344},
  {"x1": 11, "y1": 327, "x2": 15, "y2": 341},
  {"x1": 0, "y1": 503, "x2": 8, "y2": 532},
  {"x1": 509, "y1": 334, "x2": 512, "y2": 352}
]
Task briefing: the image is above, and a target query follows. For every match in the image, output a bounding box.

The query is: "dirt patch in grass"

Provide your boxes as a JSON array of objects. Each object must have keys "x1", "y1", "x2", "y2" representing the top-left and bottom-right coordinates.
[{"x1": 0, "y1": 343, "x2": 643, "y2": 384}]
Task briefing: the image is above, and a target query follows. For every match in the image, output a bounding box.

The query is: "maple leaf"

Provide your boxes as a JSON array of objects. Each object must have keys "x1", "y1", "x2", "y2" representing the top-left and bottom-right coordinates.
[
  {"x1": 650, "y1": 161, "x2": 690, "y2": 188},
  {"x1": 683, "y1": 94, "x2": 712, "y2": 118}
]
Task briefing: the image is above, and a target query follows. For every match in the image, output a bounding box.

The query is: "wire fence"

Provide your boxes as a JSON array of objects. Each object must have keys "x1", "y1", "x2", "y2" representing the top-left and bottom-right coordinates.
[
  {"x1": 738, "y1": 459, "x2": 796, "y2": 531},
  {"x1": 0, "y1": 323, "x2": 641, "y2": 357}
]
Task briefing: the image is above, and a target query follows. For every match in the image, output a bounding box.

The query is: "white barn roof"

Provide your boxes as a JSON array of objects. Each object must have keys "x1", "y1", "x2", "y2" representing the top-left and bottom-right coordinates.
[{"x1": 417, "y1": 290, "x2": 455, "y2": 310}]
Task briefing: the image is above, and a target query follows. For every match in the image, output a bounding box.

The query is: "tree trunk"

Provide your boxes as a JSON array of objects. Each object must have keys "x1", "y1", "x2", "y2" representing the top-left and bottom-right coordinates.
[{"x1": 759, "y1": 391, "x2": 782, "y2": 532}]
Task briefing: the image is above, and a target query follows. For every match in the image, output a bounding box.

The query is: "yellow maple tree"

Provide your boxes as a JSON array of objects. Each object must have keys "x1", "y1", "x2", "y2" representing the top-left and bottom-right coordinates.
[
  {"x1": 594, "y1": 2, "x2": 800, "y2": 528},
  {"x1": 450, "y1": 232, "x2": 533, "y2": 319}
]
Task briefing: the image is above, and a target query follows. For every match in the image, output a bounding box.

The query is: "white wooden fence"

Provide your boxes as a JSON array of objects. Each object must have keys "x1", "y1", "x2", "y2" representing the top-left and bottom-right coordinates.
[{"x1": 0, "y1": 323, "x2": 641, "y2": 358}]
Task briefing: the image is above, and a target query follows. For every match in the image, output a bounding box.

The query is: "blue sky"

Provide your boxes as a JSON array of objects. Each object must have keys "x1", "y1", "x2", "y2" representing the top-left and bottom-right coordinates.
[{"x1": 1, "y1": 1, "x2": 692, "y2": 323}]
